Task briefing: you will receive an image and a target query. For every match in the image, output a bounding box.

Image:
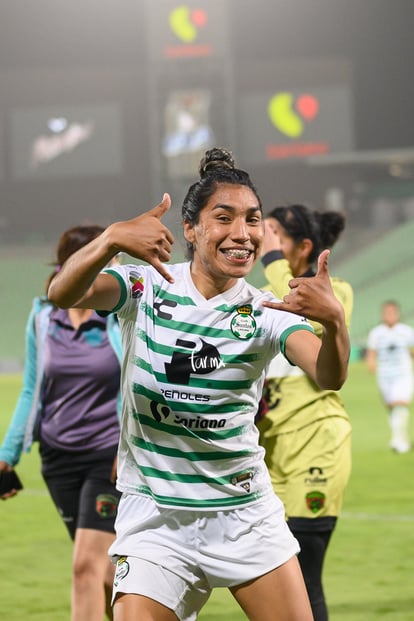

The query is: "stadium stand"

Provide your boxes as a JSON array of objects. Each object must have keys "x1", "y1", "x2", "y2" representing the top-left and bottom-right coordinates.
[
  {"x1": 334, "y1": 219, "x2": 414, "y2": 349},
  {"x1": 2, "y1": 221, "x2": 414, "y2": 367}
]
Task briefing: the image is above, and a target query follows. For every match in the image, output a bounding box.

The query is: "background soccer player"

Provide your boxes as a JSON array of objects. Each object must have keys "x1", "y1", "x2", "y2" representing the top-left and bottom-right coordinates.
[
  {"x1": 258, "y1": 203, "x2": 353, "y2": 621},
  {"x1": 366, "y1": 300, "x2": 414, "y2": 454}
]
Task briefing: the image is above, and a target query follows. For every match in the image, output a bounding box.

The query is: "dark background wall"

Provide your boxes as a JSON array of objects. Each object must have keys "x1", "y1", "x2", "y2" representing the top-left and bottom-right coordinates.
[{"x1": 1, "y1": 0, "x2": 413, "y2": 244}]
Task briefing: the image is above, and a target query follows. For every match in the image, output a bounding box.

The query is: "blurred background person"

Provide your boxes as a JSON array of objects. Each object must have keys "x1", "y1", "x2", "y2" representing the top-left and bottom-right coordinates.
[
  {"x1": 0, "y1": 225, "x2": 123, "y2": 621},
  {"x1": 365, "y1": 300, "x2": 414, "y2": 454},
  {"x1": 257, "y1": 204, "x2": 353, "y2": 621}
]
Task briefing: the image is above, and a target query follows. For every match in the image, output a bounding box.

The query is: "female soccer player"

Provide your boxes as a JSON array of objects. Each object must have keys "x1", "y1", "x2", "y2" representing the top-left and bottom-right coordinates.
[
  {"x1": 366, "y1": 300, "x2": 414, "y2": 453},
  {"x1": 48, "y1": 148, "x2": 350, "y2": 621},
  {"x1": 258, "y1": 204, "x2": 353, "y2": 621}
]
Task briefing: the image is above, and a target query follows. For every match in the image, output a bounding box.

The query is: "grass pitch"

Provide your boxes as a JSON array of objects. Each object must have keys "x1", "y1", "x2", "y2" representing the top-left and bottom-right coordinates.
[{"x1": 1, "y1": 362, "x2": 413, "y2": 620}]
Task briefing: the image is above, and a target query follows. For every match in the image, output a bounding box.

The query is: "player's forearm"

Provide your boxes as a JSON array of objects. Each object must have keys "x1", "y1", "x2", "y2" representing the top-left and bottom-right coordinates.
[
  {"x1": 48, "y1": 226, "x2": 118, "y2": 308},
  {"x1": 365, "y1": 350, "x2": 376, "y2": 373},
  {"x1": 315, "y1": 318, "x2": 350, "y2": 390}
]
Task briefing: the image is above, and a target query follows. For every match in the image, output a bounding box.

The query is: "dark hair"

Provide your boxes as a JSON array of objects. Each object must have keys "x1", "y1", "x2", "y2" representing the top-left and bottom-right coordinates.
[
  {"x1": 268, "y1": 204, "x2": 345, "y2": 263},
  {"x1": 45, "y1": 224, "x2": 105, "y2": 294},
  {"x1": 181, "y1": 147, "x2": 262, "y2": 259}
]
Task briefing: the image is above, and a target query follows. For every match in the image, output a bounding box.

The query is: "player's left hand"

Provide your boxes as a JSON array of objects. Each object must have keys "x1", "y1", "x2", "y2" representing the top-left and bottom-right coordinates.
[{"x1": 262, "y1": 249, "x2": 344, "y2": 326}]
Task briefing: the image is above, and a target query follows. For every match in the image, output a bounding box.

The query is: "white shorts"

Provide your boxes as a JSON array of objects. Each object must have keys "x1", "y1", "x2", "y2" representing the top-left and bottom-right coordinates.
[
  {"x1": 109, "y1": 493, "x2": 300, "y2": 621},
  {"x1": 378, "y1": 374, "x2": 413, "y2": 405}
]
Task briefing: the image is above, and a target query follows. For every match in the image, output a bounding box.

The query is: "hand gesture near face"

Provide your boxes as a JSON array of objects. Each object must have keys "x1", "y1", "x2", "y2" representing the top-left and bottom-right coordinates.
[
  {"x1": 263, "y1": 249, "x2": 344, "y2": 327},
  {"x1": 112, "y1": 193, "x2": 175, "y2": 283}
]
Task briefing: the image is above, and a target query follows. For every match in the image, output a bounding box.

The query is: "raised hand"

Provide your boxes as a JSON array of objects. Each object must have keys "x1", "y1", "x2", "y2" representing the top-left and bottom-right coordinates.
[
  {"x1": 260, "y1": 219, "x2": 281, "y2": 257},
  {"x1": 263, "y1": 249, "x2": 344, "y2": 326},
  {"x1": 112, "y1": 193, "x2": 175, "y2": 283}
]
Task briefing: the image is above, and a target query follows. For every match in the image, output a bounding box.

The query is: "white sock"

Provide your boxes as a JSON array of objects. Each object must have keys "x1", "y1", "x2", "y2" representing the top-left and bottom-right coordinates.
[{"x1": 389, "y1": 406, "x2": 410, "y2": 452}]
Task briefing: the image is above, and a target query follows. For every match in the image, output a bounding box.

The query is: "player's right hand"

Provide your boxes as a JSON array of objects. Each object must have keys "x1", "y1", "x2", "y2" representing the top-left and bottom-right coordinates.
[{"x1": 110, "y1": 193, "x2": 175, "y2": 283}]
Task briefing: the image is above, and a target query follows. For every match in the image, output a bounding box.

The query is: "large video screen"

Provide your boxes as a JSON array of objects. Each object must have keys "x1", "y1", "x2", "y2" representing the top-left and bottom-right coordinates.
[
  {"x1": 10, "y1": 103, "x2": 123, "y2": 180},
  {"x1": 238, "y1": 85, "x2": 354, "y2": 166},
  {"x1": 162, "y1": 89, "x2": 215, "y2": 179}
]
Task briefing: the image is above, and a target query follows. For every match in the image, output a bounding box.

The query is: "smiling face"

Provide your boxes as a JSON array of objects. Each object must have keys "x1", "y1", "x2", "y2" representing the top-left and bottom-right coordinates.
[{"x1": 183, "y1": 183, "x2": 263, "y2": 298}]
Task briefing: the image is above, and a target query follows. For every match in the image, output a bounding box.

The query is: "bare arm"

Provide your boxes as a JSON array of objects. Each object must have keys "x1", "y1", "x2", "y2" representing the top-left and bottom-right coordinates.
[
  {"x1": 365, "y1": 348, "x2": 377, "y2": 374},
  {"x1": 48, "y1": 194, "x2": 175, "y2": 310},
  {"x1": 263, "y1": 249, "x2": 350, "y2": 390}
]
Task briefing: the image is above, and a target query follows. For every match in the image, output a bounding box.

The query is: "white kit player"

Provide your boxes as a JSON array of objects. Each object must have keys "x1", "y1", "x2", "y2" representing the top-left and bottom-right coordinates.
[
  {"x1": 366, "y1": 300, "x2": 414, "y2": 453},
  {"x1": 48, "y1": 147, "x2": 350, "y2": 621}
]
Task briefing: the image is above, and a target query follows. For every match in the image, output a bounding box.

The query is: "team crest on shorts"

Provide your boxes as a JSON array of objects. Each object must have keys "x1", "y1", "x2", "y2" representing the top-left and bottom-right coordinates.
[
  {"x1": 96, "y1": 493, "x2": 119, "y2": 518},
  {"x1": 305, "y1": 490, "x2": 326, "y2": 513},
  {"x1": 114, "y1": 556, "x2": 130, "y2": 586},
  {"x1": 230, "y1": 305, "x2": 256, "y2": 340}
]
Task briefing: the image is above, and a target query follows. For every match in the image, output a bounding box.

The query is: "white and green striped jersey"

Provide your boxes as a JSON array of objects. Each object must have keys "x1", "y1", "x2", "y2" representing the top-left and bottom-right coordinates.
[
  {"x1": 367, "y1": 322, "x2": 414, "y2": 380},
  {"x1": 105, "y1": 261, "x2": 313, "y2": 510}
]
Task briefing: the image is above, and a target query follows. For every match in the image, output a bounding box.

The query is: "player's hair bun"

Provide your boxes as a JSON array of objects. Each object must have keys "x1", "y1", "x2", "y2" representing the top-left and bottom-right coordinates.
[{"x1": 199, "y1": 147, "x2": 235, "y2": 178}]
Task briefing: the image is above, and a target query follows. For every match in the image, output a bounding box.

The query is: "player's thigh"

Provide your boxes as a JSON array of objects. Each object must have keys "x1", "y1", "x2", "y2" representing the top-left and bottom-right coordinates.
[
  {"x1": 114, "y1": 593, "x2": 179, "y2": 621},
  {"x1": 77, "y1": 460, "x2": 121, "y2": 533},
  {"x1": 279, "y1": 418, "x2": 351, "y2": 518},
  {"x1": 42, "y1": 469, "x2": 83, "y2": 539},
  {"x1": 378, "y1": 374, "x2": 414, "y2": 405},
  {"x1": 73, "y1": 528, "x2": 116, "y2": 573},
  {"x1": 230, "y1": 556, "x2": 313, "y2": 621},
  {"x1": 112, "y1": 555, "x2": 210, "y2": 621}
]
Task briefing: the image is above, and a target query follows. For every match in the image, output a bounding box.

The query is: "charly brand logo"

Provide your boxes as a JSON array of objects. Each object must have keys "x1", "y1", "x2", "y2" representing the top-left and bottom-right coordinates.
[
  {"x1": 268, "y1": 92, "x2": 319, "y2": 138},
  {"x1": 169, "y1": 5, "x2": 208, "y2": 43},
  {"x1": 153, "y1": 297, "x2": 177, "y2": 321}
]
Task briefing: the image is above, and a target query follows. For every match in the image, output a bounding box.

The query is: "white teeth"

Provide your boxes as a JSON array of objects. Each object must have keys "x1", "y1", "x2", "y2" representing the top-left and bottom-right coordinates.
[{"x1": 226, "y1": 249, "x2": 251, "y2": 258}]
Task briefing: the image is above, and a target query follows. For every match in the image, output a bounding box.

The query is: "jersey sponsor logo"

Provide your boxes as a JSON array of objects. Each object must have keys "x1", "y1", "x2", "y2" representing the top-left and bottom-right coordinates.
[
  {"x1": 174, "y1": 414, "x2": 226, "y2": 429},
  {"x1": 150, "y1": 400, "x2": 171, "y2": 422},
  {"x1": 165, "y1": 338, "x2": 224, "y2": 384},
  {"x1": 305, "y1": 490, "x2": 326, "y2": 513},
  {"x1": 231, "y1": 305, "x2": 257, "y2": 340},
  {"x1": 95, "y1": 493, "x2": 119, "y2": 518},
  {"x1": 305, "y1": 466, "x2": 328, "y2": 486},
  {"x1": 150, "y1": 399, "x2": 227, "y2": 429},
  {"x1": 161, "y1": 389, "x2": 209, "y2": 402}
]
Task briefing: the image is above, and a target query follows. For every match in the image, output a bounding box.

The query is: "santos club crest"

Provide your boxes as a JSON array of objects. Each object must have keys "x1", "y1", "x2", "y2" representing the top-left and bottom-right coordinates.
[{"x1": 231, "y1": 305, "x2": 256, "y2": 340}]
